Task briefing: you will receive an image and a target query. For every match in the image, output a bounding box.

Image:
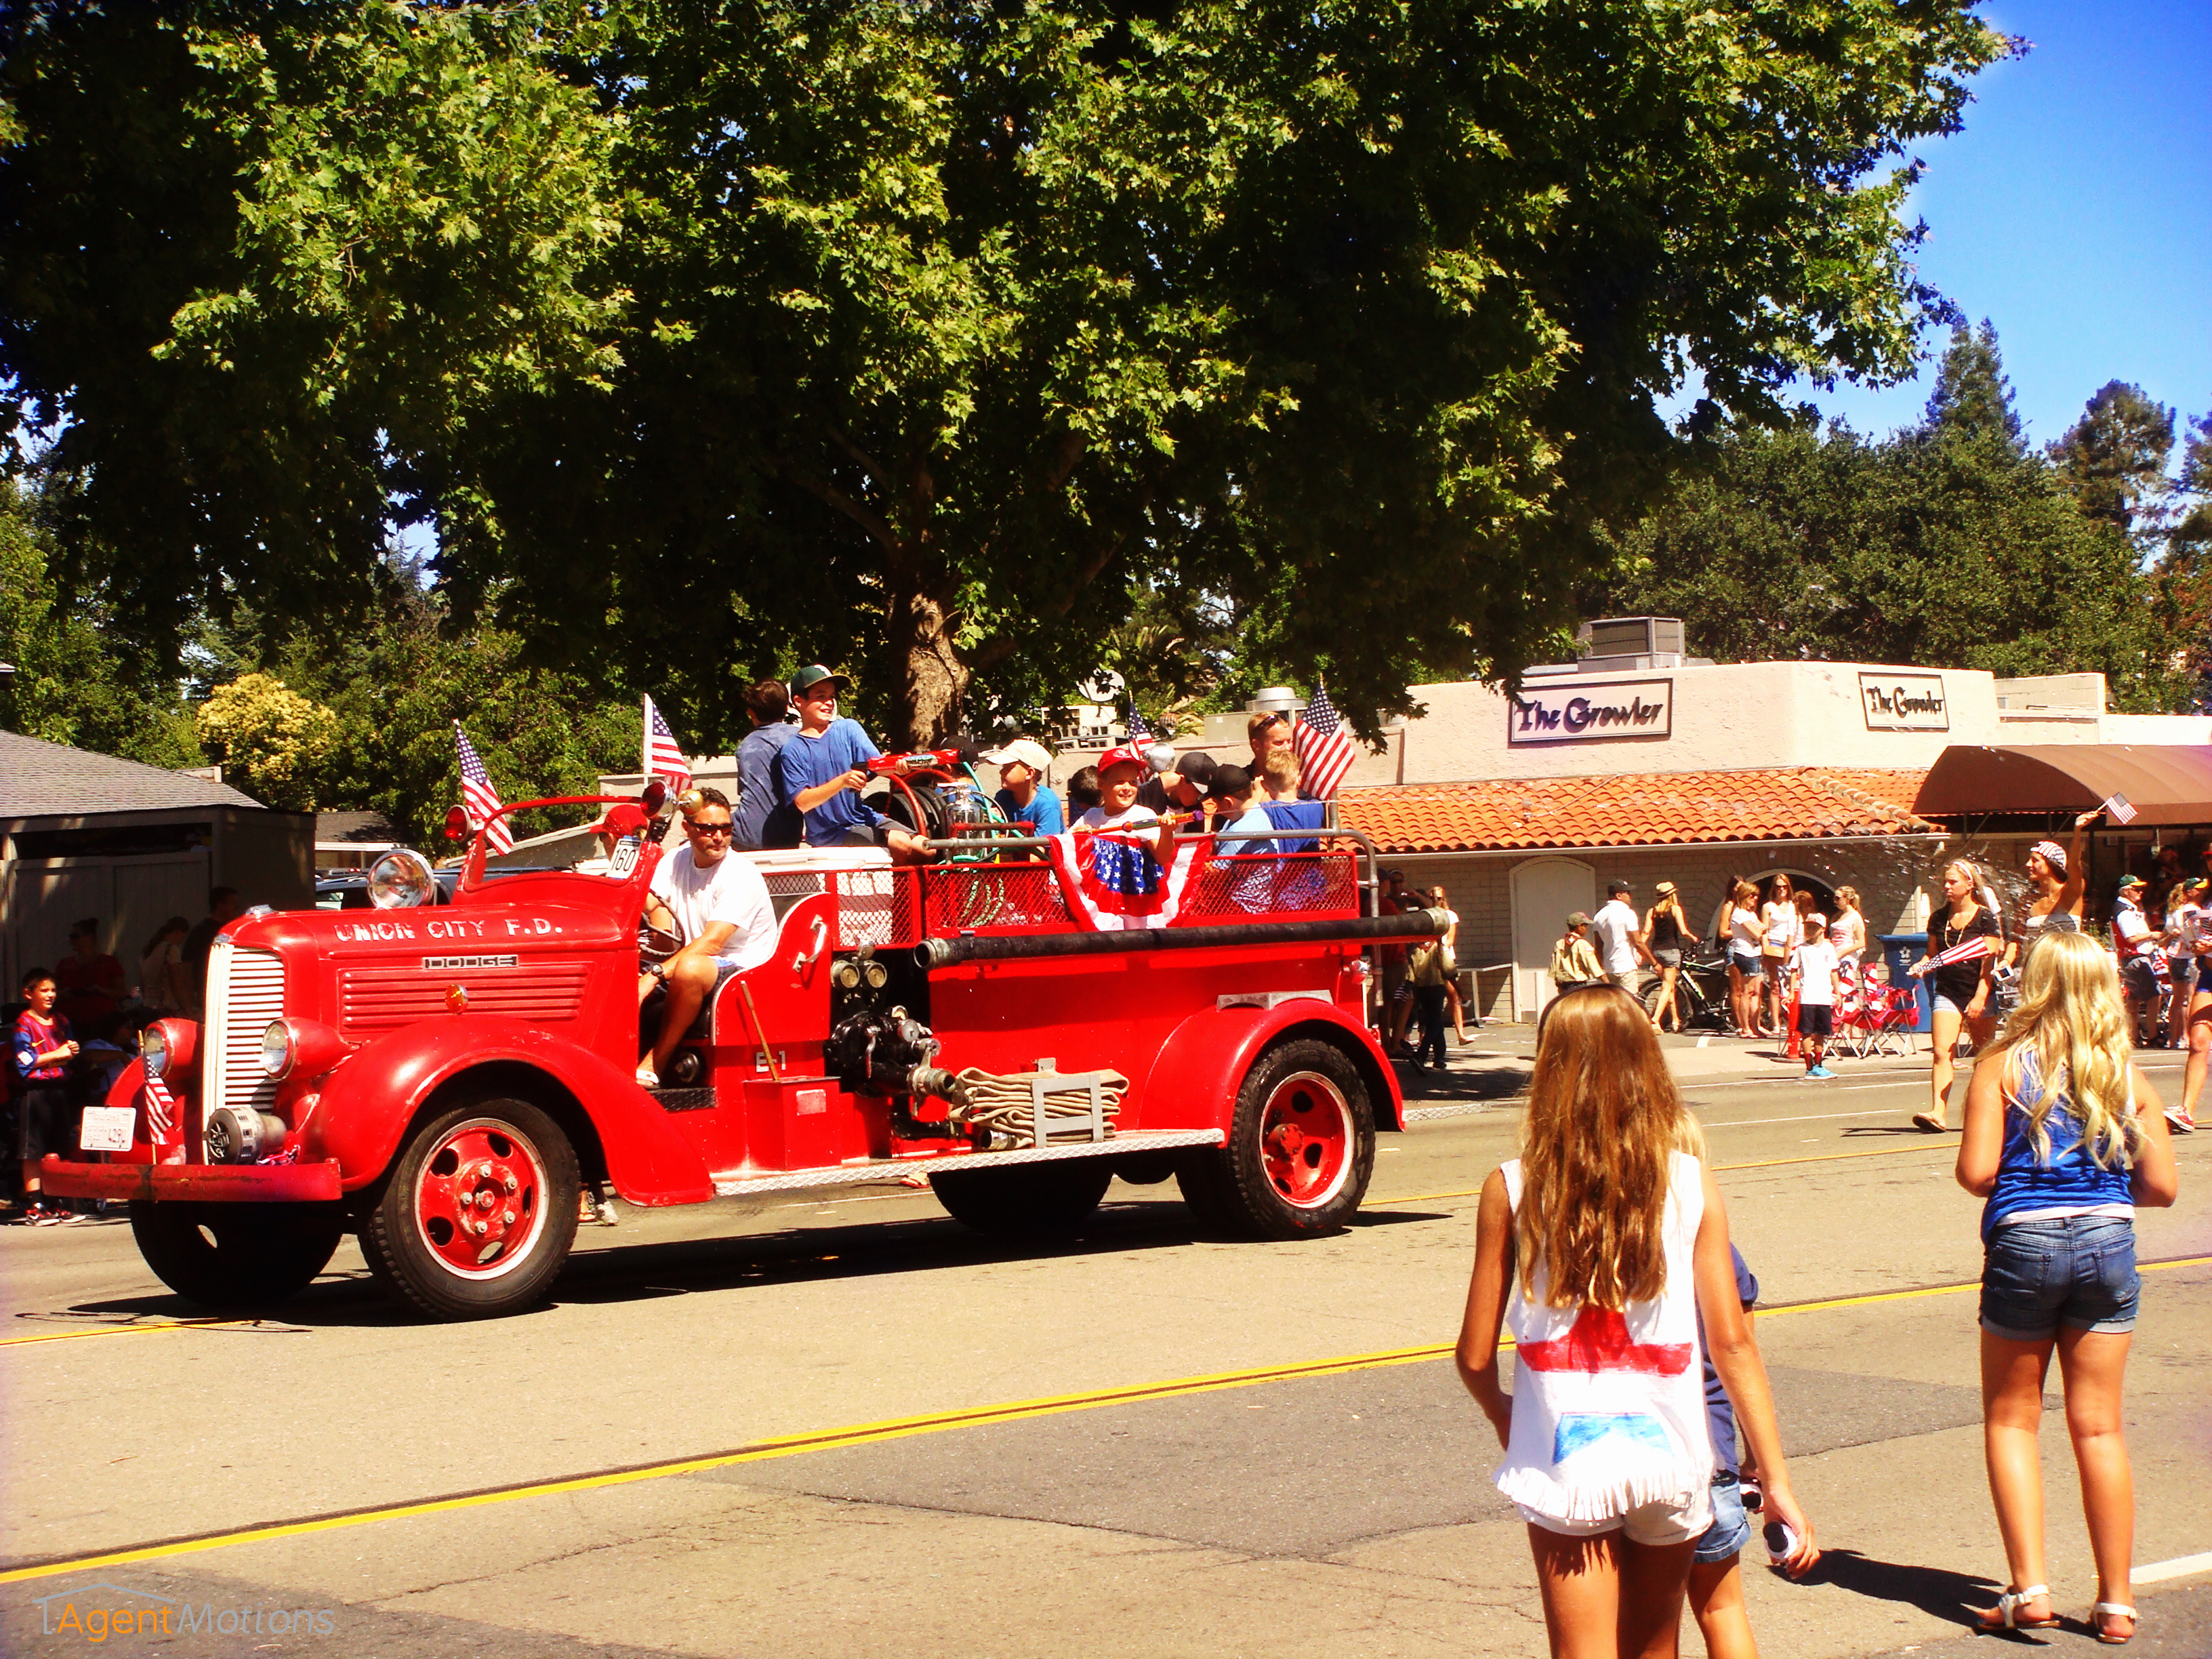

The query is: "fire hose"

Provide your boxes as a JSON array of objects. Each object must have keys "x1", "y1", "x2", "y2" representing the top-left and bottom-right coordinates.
[{"x1": 947, "y1": 1065, "x2": 1128, "y2": 1147}]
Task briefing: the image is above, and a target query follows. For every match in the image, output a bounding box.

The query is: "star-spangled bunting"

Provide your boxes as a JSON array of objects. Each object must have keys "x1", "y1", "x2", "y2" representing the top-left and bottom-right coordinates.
[
  {"x1": 1292, "y1": 684, "x2": 1356, "y2": 801},
  {"x1": 644, "y1": 695, "x2": 691, "y2": 791},
  {"x1": 453, "y1": 722, "x2": 514, "y2": 855}
]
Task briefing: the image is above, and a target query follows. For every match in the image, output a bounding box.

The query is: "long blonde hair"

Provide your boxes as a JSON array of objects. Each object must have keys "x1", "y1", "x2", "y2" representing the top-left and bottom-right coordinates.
[
  {"x1": 1987, "y1": 929, "x2": 2137, "y2": 1168},
  {"x1": 1517, "y1": 987, "x2": 1692, "y2": 1308}
]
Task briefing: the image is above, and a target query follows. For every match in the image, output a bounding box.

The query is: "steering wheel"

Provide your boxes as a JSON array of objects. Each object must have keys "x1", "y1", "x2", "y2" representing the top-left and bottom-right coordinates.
[{"x1": 638, "y1": 920, "x2": 684, "y2": 966}]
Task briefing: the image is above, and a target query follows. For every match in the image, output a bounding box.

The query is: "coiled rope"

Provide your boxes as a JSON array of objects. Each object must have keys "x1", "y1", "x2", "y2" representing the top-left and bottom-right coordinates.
[{"x1": 954, "y1": 1066, "x2": 1128, "y2": 1148}]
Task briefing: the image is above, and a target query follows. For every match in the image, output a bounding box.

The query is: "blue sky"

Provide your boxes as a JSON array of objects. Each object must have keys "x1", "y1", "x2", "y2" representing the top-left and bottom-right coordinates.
[{"x1": 1804, "y1": 0, "x2": 2210, "y2": 449}]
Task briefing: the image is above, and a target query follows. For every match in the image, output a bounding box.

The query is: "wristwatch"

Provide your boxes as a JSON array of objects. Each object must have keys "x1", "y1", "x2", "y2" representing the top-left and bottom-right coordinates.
[{"x1": 648, "y1": 962, "x2": 669, "y2": 983}]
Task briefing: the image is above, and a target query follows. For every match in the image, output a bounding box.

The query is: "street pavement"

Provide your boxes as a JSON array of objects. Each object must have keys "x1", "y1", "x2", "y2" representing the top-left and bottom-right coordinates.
[{"x1": 3, "y1": 1042, "x2": 2207, "y2": 1658}]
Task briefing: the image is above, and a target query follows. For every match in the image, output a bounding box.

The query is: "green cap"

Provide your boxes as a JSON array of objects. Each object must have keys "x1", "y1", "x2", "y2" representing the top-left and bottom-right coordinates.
[{"x1": 788, "y1": 665, "x2": 850, "y2": 697}]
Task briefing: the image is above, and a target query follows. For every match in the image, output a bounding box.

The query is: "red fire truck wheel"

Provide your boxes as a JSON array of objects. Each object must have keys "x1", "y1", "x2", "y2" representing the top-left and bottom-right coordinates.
[
  {"x1": 359, "y1": 1099, "x2": 581, "y2": 1320},
  {"x1": 1180, "y1": 1039, "x2": 1374, "y2": 1240},
  {"x1": 128, "y1": 1201, "x2": 345, "y2": 1308},
  {"x1": 927, "y1": 1158, "x2": 1113, "y2": 1239}
]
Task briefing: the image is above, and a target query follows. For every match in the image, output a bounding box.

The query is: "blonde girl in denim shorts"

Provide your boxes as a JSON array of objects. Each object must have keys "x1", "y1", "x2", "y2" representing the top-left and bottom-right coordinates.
[{"x1": 1957, "y1": 929, "x2": 2179, "y2": 1641}]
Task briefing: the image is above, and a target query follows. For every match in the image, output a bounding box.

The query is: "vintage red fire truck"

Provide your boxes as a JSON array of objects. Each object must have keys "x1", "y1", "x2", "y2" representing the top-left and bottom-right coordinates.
[{"x1": 43, "y1": 779, "x2": 1443, "y2": 1320}]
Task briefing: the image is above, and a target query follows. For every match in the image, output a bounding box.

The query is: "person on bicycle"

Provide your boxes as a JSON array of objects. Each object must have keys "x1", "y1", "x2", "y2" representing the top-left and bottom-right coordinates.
[{"x1": 778, "y1": 665, "x2": 928, "y2": 863}]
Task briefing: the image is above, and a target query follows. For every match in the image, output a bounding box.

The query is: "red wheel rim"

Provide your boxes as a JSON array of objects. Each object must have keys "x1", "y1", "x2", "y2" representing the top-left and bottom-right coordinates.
[
  {"x1": 413, "y1": 1118, "x2": 548, "y2": 1279},
  {"x1": 1257, "y1": 1071, "x2": 1354, "y2": 1209}
]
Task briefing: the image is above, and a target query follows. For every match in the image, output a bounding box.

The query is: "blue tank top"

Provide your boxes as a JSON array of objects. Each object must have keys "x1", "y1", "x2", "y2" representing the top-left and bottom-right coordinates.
[{"x1": 1980, "y1": 1052, "x2": 2135, "y2": 1242}]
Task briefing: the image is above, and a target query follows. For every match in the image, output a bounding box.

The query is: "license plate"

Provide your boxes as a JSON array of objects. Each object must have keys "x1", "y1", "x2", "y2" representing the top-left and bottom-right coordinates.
[{"x1": 79, "y1": 1105, "x2": 136, "y2": 1153}]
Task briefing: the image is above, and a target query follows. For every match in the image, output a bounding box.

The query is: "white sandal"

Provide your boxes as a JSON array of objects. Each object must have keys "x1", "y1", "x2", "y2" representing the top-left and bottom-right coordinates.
[
  {"x1": 2091, "y1": 1601, "x2": 2136, "y2": 1645},
  {"x1": 1976, "y1": 1584, "x2": 2058, "y2": 1632}
]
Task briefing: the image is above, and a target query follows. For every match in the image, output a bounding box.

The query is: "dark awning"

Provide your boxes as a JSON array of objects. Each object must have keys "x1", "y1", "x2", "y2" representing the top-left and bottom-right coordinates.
[{"x1": 1917, "y1": 745, "x2": 2212, "y2": 828}]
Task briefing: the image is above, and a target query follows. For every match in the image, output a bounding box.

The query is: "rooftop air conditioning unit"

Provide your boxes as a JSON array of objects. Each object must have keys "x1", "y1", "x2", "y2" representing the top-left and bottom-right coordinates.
[{"x1": 1578, "y1": 617, "x2": 1684, "y2": 659}]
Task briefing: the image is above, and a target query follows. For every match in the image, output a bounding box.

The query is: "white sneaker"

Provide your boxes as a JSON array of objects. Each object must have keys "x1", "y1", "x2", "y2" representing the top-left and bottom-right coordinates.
[{"x1": 2167, "y1": 1107, "x2": 2196, "y2": 1134}]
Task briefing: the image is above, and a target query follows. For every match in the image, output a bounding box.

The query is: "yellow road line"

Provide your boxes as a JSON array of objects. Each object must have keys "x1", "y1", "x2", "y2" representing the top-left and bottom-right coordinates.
[
  {"x1": 0, "y1": 1317, "x2": 257, "y2": 1349},
  {"x1": 5, "y1": 1254, "x2": 2206, "y2": 1587},
  {"x1": 1375, "y1": 1141, "x2": 1960, "y2": 1207}
]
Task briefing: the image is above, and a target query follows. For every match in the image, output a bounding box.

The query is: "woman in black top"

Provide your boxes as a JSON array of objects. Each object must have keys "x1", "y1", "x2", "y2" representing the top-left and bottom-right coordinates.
[
  {"x1": 1907, "y1": 859, "x2": 2001, "y2": 1132},
  {"x1": 1643, "y1": 880, "x2": 1690, "y2": 1032}
]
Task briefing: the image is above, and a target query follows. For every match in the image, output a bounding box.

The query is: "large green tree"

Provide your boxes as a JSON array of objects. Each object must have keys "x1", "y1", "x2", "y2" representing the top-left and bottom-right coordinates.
[{"x1": 3, "y1": 1, "x2": 2009, "y2": 747}]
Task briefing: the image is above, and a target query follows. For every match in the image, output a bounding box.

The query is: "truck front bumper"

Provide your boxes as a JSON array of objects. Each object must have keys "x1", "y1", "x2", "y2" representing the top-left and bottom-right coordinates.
[{"x1": 40, "y1": 1156, "x2": 344, "y2": 1204}]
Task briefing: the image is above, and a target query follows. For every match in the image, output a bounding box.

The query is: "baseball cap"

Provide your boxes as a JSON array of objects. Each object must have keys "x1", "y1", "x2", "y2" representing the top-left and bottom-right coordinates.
[
  {"x1": 1099, "y1": 745, "x2": 1145, "y2": 774},
  {"x1": 983, "y1": 738, "x2": 1054, "y2": 775},
  {"x1": 1568, "y1": 911, "x2": 1591, "y2": 928},
  {"x1": 2116, "y1": 873, "x2": 2146, "y2": 891},
  {"x1": 1206, "y1": 763, "x2": 1253, "y2": 800},
  {"x1": 787, "y1": 664, "x2": 850, "y2": 697},
  {"x1": 589, "y1": 803, "x2": 648, "y2": 838}
]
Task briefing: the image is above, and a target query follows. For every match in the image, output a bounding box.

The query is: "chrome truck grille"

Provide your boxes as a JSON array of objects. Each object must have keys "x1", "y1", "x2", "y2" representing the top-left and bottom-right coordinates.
[{"x1": 203, "y1": 939, "x2": 286, "y2": 1126}]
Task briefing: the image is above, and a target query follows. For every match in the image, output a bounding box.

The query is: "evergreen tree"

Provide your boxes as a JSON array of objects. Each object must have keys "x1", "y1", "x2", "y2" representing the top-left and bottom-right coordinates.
[
  {"x1": 2049, "y1": 382, "x2": 2175, "y2": 538},
  {"x1": 1921, "y1": 321, "x2": 2023, "y2": 445}
]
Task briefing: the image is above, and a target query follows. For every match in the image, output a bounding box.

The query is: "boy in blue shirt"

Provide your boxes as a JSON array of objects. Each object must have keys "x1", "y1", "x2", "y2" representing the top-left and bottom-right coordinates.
[
  {"x1": 985, "y1": 739, "x2": 1063, "y2": 836},
  {"x1": 778, "y1": 666, "x2": 928, "y2": 863}
]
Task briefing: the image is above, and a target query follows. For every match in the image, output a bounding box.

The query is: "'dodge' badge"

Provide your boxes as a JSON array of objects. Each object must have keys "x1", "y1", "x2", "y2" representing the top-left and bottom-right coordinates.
[{"x1": 445, "y1": 982, "x2": 468, "y2": 1012}]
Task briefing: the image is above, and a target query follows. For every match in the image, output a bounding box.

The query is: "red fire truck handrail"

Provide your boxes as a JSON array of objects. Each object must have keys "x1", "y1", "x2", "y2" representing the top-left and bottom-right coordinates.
[{"x1": 918, "y1": 905, "x2": 1449, "y2": 969}]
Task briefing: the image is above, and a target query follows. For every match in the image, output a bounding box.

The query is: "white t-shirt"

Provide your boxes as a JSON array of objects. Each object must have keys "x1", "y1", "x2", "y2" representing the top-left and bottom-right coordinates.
[
  {"x1": 1592, "y1": 898, "x2": 1639, "y2": 976},
  {"x1": 2114, "y1": 901, "x2": 2153, "y2": 960},
  {"x1": 1076, "y1": 804, "x2": 1161, "y2": 833},
  {"x1": 1793, "y1": 939, "x2": 1839, "y2": 1006},
  {"x1": 1762, "y1": 902, "x2": 1801, "y2": 953},
  {"x1": 650, "y1": 845, "x2": 779, "y2": 970},
  {"x1": 1728, "y1": 906, "x2": 1761, "y2": 951}
]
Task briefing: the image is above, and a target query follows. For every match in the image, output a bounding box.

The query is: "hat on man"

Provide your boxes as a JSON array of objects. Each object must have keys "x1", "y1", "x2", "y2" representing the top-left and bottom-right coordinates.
[
  {"x1": 787, "y1": 664, "x2": 850, "y2": 697},
  {"x1": 1567, "y1": 912, "x2": 1591, "y2": 929},
  {"x1": 983, "y1": 738, "x2": 1054, "y2": 776},
  {"x1": 2116, "y1": 873, "x2": 2146, "y2": 893},
  {"x1": 1172, "y1": 751, "x2": 1218, "y2": 786},
  {"x1": 589, "y1": 803, "x2": 648, "y2": 838},
  {"x1": 1098, "y1": 745, "x2": 1146, "y2": 775}
]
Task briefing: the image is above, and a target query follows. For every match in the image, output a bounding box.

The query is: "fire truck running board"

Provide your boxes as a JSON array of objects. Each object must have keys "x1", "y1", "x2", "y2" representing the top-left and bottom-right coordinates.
[{"x1": 708, "y1": 1128, "x2": 1226, "y2": 1200}]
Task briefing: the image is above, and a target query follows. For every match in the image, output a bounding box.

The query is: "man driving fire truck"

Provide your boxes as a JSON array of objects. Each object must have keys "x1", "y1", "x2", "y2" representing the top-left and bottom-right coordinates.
[{"x1": 636, "y1": 787, "x2": 778, "y2": 1086}]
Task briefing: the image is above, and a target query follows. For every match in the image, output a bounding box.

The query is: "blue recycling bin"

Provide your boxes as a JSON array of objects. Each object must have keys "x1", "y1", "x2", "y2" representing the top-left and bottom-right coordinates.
[{"x1": 1877, "y1": 933, "x2": 1931, "y2": 1033}]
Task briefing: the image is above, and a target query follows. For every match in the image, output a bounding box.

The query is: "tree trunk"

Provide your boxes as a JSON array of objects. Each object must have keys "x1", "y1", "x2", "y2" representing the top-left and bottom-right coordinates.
[{"x1": 890, "y1": 581, "x2": 968, "y2": 747}]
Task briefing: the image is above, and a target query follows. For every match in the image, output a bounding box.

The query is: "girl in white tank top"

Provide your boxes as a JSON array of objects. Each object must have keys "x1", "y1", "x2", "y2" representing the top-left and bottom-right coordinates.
[{"x1": 1454, "y1": 987, "x2": 1818, "y2": 1652}]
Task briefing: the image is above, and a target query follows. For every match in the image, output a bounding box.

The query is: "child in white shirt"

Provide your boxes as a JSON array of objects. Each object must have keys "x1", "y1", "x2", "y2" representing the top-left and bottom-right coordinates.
[
  {"x1": 1074, "y1": 746, "x2": 1175, "y2": 862},
  {"x1": 1791, "y1": 933, "x2": 1840, "y2": 1079}
]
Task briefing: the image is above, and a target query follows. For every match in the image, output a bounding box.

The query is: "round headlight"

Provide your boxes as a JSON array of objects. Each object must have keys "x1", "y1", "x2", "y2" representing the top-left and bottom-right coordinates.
[
  {"x1": 367, "y1": 848, "x2": 438, "y2": 909},
  {"x1": 141, "y1": 1023, "x2": 169, "y2": 1077},
  {"x1": 260, "y1": 1019, "x2": 295, "y2": 1080}
]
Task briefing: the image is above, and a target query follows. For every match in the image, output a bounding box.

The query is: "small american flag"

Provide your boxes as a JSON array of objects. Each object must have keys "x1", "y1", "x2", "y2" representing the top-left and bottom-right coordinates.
[
  {"x1": 1927, "y1": 934, "x2": 1997, "y2": 968},
  {"x1": 1125, "y1": 705, "x2": 1152, "y2": 743},
  {"x1": 2101, "y1": 792, "x2": 2137, "y2": 824},
  {"x1": 142, "y1": 1066, "x2": 178, "y2": 1143},
  {"x1": 1293, "y1": 684, "x2": 1357, "y2": 800},
  {"x1": 644, "y1": 695, "x2": 691, "y2": 791},
  {"x1": 454, "y1": 722, "x2": 514, "y2": 855}
]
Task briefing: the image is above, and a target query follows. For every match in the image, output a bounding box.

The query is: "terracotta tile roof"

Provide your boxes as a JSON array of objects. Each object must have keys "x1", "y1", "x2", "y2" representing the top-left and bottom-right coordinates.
[{"x1": 1337, "y1": 768, "x2": 1936, "y2": 854}]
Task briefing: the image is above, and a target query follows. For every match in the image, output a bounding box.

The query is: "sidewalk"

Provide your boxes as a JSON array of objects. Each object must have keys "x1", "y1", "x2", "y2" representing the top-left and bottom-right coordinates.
[{"x1": 1392, "y1": 1023, "x2": 1929, "y2": 1113}]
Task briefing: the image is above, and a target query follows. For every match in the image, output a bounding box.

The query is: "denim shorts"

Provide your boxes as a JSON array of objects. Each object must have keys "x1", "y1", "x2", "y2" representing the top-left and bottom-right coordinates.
[
  {"x1": 1731, "y1": 950, "x2": 1763, "y2": 980},
  {"x1": 1693, "y1": 1470, "x2": 1752, "y2": 1563},
  {"x1": 1981, "y1": 1215, "x2": 2139, "y2": 1341}
]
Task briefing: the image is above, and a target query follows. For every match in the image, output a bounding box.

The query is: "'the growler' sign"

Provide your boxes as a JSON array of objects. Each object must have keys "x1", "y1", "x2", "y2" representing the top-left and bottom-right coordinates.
[
  {"x1": 1507, "y1": 678, "x2": 1673, "y2": 745},
  {"x1": 1858, "y1": 672, "x2": 1949, "y2": 731}
]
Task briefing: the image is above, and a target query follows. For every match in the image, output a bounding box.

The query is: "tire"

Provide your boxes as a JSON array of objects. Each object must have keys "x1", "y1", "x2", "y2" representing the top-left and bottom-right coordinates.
[
  {"x1": 129, "y1": 1200, "x2": 344, "y2": 1308},
  {"x1": 928, "y1": 1158, "x2": 1113, "y2": 1239},
  {"x1": 1185, "y1": 1038, "x2": 1374, "y2": 1240},
  {"x1": 358, "y1": 1098, "x2": 579, "y2": 1321}
]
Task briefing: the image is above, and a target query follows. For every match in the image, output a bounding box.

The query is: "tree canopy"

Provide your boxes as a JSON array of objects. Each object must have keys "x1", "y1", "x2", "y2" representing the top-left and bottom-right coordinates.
[
  {"x1": 2, "y1": 0, "x2": 2011, "y2": 747},
  {"x1": 1593, "y1": 325, "x2": 2193, "y2": 710}
]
